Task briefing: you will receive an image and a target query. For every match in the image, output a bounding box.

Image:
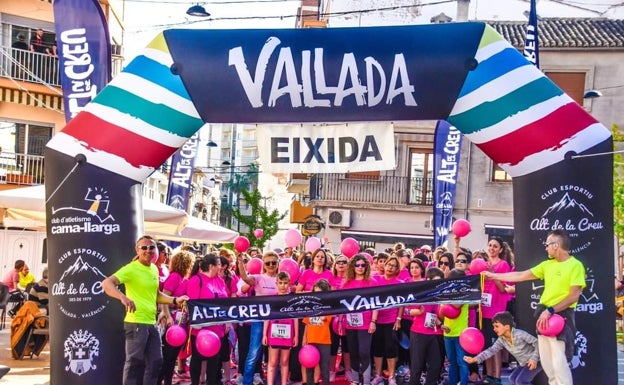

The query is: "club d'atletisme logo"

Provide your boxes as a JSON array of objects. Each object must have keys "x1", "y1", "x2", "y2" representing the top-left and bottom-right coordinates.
[
  {"x1": 50, "y1": 187, "x2": 121, "y2": 235},
  {"x1": 436, "y1": 191, "x2": 454, "y2": 216},
  {"x1": 64, "y1": 329, "x2": 99, "y2": 376},
  {"x1": 530, "y1": 185, "x2": 603, "y2": 253},
  {"x1": 52, "y1": 249, "x2": 108, "y2": 319}
]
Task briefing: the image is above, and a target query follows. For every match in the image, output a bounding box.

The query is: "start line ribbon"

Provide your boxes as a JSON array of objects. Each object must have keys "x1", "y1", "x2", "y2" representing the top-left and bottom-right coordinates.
[{"x1": 188, "y1": 275, "x2": 480, "y2": 327}]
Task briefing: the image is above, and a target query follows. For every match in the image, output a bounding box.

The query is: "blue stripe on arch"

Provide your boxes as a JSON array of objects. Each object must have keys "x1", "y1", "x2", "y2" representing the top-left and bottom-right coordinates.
[
  {"x1": 458, "y1": 47, "x2": 532, "y2": 98},
  {"x1": 123, "y1": 55, "x2": 191, "y2": 100}
]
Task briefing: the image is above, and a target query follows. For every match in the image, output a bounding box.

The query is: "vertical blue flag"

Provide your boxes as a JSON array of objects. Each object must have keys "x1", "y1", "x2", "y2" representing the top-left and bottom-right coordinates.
[
  {"x1": 524, "y1": 0, "x2": 539, "y2": 68},
  {"x1": 166, "y1": 132, "x2": 200, "y2": 212},
  {"x1": 53, "y1": 0, "x2": 112, "y2": 122},
  {"x1": 432, "y1": 120, "x2": 462, "y2": 248}
]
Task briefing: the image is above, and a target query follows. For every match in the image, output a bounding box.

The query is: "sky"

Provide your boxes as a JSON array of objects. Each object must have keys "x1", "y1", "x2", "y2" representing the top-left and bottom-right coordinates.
[
  {"x1": 123, "y1": 0, "x2": 301, "y2": 61},
  {"x1": 122, "y1": 0, "x2": 624, "y2": 62}
]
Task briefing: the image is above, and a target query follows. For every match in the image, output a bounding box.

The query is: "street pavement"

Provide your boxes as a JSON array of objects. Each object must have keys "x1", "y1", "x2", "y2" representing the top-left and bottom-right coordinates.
[{"x1": 0, "y1": 323, "x2": 622, "y2": 385}]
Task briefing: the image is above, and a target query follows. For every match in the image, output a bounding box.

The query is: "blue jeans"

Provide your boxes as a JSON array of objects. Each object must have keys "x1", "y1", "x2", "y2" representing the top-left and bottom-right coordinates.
[
  {"x1": 509, "y1": 363, "x2": 542, "y2": 385},
  {"x1": 444, "y1": 337, "x2": 468, "y2": 385},
  {"x1": 243, "y1": 322, "x2": 263, "y2": 385},
  {"x1": 123, "y1": 323, "x2": 163, "y2": 385}
]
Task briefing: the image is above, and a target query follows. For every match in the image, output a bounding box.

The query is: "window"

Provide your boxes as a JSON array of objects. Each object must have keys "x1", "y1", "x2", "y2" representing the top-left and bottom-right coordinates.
[
  {"x1": 545, "y1": 71, "x2": 586, "y2": 106},
  {"x1": 408, "y1": 149, "x2": 433, "y2": 205},
  {"x1": 492, "y1": 163, "x2": 512, "y2": 182}
]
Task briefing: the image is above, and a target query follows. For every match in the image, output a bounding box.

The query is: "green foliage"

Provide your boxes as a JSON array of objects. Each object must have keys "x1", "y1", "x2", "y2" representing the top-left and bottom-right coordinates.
[
  {"x1": 231, "y1": 189, "x2": 287, "y2": 249},
  {"x1": 614, "y1": 124, "x2": 624, "y2": 246}
]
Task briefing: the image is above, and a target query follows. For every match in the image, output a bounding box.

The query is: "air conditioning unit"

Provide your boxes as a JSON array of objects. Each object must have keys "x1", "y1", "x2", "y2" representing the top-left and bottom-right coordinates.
[{"x1": 328, "y1": 209, "x2": 351, "y2": 227}]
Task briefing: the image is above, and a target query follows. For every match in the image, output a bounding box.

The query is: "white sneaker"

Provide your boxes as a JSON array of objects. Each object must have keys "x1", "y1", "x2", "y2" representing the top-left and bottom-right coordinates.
[
  {"x1": 387, "y1": 377, "x2": 397, "y2": 385},
  {"x1": 253, "y1": 373, "x2": 264, "y2": 385},
  {"x1": 371, "y1": 375, "x2": 384, "y2": 385}
]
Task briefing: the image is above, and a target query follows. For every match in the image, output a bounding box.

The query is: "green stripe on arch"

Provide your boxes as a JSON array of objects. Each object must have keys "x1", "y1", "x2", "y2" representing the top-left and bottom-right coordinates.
[
  {"x1": 95, "y1": 85, "x2": 204, "y2": 138},
  {"x1": 449, "y1": 77, "x2": 564, "y2": 135}
]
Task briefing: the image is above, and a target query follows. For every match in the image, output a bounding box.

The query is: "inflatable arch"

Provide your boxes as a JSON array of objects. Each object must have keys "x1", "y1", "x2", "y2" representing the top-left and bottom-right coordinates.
[{"x1": 44, "y1": 23, "x2": 614, "y2": 384}]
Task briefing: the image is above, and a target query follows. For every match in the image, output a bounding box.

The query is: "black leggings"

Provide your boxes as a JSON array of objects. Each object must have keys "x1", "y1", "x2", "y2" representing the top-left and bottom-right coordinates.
[{"x1": 158, "y1": 332, "x2": 184, "y2": 385}]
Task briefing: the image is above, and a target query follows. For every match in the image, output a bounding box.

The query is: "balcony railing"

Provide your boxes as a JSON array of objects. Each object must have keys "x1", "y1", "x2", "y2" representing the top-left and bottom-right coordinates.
[
  {"x1": 310, "y1": 174, "x2": 433, "y2": 206},
  {"x1": 0, "y1": 152, "x2": 45, "y2": 185},
  {"x1": 1, "y1": 46, "x2": 123, "y2": 87}
]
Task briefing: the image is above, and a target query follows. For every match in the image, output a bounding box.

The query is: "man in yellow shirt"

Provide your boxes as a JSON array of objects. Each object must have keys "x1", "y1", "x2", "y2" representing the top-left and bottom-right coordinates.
[
  {"x1": 483, "y1": 229, "x2": 584, "y2": 385},
  {"x1": 18, "y1": 264, "x2": 36, "y2": 289}
]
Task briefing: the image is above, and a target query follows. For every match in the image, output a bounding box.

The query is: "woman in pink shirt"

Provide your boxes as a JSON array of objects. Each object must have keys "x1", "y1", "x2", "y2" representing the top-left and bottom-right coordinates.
[
  {"x1": 330, "y1": 255, "x2": 351, "y2": 381},
  {"x1": 343, "y1": 254, "x2": 379, "y2": 385},
  {"x1": 187, "y1": 254, "x2": 230, "y2": 385},
  {"x1": 481, "y1": 237, "x2": 511, "y2": 384},
  {"x1": 296, "y1": 248, "x2": 334, "y2": 293},
  {"x1": 371, "y1": 255, "x2": 404, "y2": 385}
]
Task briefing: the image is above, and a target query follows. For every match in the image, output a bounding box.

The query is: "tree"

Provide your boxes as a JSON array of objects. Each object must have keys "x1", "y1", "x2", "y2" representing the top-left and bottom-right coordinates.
[
  {"x1": 231, "y1": 188, "x2": 287, "y2": 249},
  {"x1": 614, "y1": 124, "x2": 624, "y2": 247}
]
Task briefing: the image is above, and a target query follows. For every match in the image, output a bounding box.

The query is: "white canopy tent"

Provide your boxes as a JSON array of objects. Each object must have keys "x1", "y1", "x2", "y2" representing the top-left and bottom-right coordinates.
[{"x1": 0, "y1": 185, "x2": 237, "y2": 243}]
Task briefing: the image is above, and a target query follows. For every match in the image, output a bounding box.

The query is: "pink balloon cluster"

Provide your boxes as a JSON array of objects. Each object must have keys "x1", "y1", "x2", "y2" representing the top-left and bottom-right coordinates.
[
  {"x1": 247, "y1": 257, "x2": 263, "y2": 274},
  {"x1": 305, "y1": 237, "x2": 322, "y2": 252},
  {"x1": 234, "y1": 236, "x2": 250, "y2": 253},
  {"x1": 279, "y1": 258, "x2": 300, "y2": 285}
]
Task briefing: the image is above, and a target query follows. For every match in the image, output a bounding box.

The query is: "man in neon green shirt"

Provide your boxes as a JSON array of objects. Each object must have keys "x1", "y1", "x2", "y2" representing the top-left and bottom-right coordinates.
[
  {"x1": 483, "y1": 229, "x2": 584, "y2": 385},
  {"x1": 102, "y1": 235, "x2": 188, "y2": 385}
]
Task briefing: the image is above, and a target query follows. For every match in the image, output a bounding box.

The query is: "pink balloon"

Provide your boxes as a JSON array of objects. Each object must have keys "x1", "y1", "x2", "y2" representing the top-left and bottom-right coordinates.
[
  {"x1": 305, "y1": 237, "x2": 322, "y2": 253},
  {"x1": 279, "y1": 258, "x2": 300, "y2": 285},
  {"x1": 469, "y1": 258, "x2": 488, "y2": 275},
  {"x1": 165, "y1": 324, "x2": 187, "y2": 347},
  {"x1": 340, "y1": 237, "x2": 360, "y2": 258},
  {"x1": 332, "y1": 316, "x2": 346, "y2": 336},
  {"x1": 452, "y1": 219, "x2": 471, "y2": 237},
  {"x1": 247, "y1": 257, "x2": 263, "y2": 274},
  {"x1": 439, "y1": 304, "x2": 461, "y2": 319},
  {"x1": 285, "y1": 229, "x2": 303, "y2": 248},
  {"x1": 459, "y1": 327, "x2": 485, "y2": 355},
  {"x1": 537, "y1": 314, "x2": 566, "y2": 337},
  {"x1": 253, "y1": 229, "x2": 264, "y2": 239},
  {"x1": 299, "y1": 344, "x2": 321, "y2": 368},
  {"x1": 196, "y1": 329, "x2": 221, "y2": 357},
  {"x1": 234, "y1": 236, "x2": 250, "y2": 253}
]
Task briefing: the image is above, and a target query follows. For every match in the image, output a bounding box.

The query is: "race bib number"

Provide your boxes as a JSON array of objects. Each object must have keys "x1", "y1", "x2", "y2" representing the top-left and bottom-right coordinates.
[
  {"x1": 424, "y1": 312, "x2": 438, "y2": 328},
  {"x1": 481, "y1": 292, "x2": 493, "y2": 307},
  {"x1": 310, "y1": 317, "x2": 323, "y2": 326},
  {"x1": 271, "y1": 323, "x2": 291, "y2": 339},
  {"x1": 346, "y1": 313, "x2": 364, "y2": 327}
]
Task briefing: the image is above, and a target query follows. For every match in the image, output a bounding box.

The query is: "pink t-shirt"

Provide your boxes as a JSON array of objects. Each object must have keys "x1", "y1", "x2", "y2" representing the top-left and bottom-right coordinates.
[
  {"x1": 330, "y1": 274, "x2": 346, "y2": 290},
  {"x1": 398, "y1": 268, "x2": 411, "y2": 282},
  {"x1": 342, "y1": 278, "x2": 377, "y2": 330},
  {"x1": 409, "y1": 304, "x2": 442, "y2": 335},
  {"x1": 375, "y1": 276, "x2": 404, "y2": 324},
  {"x1": 250, "y1": 273, "x2": 278, "y2": 296},
  {"x1": 266, "y1": 318, "x2": 296, "y2": 347},
  {"x1": 162, "y1": 271, "x2": 188, "y2": 297},
  {"x1": 158, "y1": 264, "x2": 170, "y2": 291},
  {"x1": 187, "y1": 274, "x2": 229, "y2": 337},
  {"x1": 298, "y1": 269, "x2": 333, "y2": 292},
  {"x1": 1, "y1": 270, "x2": 18, "y2": 291},
  {"x1": 481, "y1": 259, "x2": 511, "y2": 318}
]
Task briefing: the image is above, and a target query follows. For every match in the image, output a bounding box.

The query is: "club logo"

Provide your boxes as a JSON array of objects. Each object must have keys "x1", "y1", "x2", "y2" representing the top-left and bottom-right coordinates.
[
  {"x1": 530, "y1": 184, "x2": 603, "y2": 254},
  {"x1": 49, "y1": 187, "x2": 121, "y2": 235},
  {"x1": 64, "y1": 329, "x2": 99, "y2": 376},
  {"x1": 436, "y1": 191, "x2": 454, "y2": 216},
  {"x1": 280, "y1": 295, "x2": 331, "y2": 317},
  {"x1": 52, "y1": 250, "x2": 108, "y2": 319}
]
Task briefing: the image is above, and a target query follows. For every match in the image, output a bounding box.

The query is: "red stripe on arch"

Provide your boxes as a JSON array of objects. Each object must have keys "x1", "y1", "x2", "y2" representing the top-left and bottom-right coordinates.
[
  {"x1": 62, "y1": 112, "x2": 176, "y2": 169},
  {"x1": 476, "y1": 103, "x2": 598, "y2": 166}
]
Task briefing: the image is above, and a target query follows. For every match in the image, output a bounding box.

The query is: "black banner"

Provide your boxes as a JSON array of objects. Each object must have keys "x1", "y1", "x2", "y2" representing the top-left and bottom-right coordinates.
[
  {"x1": 189, "y1": 276, "x2": 480, "y2": 326},
  {"x1": 513, "y1": 139, "x2": 615, "y2": 385}
]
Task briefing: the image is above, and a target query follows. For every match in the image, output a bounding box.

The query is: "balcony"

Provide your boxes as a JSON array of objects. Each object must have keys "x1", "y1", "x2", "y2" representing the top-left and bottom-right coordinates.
[
  {"x1": 310, "y1": 174, "x2": 433, "y2": 206},
  {"x1": 1, "y1": 46, "x2": 123, "y2": 87},
  {"x1": 0, "y1": 152, "x2": 45, "y2": 185}
]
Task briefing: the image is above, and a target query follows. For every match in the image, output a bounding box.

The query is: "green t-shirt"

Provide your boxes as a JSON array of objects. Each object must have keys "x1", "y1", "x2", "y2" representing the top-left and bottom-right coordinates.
[
  {"x1": 530, "y1": 256, "x2": 586, "y2": 308},
  {"x1": 443, "y1": 304, "x2": 469, "y2": 337},
  {"x1": 114, "y1": 260, "x2": 159, "y2": 324}
]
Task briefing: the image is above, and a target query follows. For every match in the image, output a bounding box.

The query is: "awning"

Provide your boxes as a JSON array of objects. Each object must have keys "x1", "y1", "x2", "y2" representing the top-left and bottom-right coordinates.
[
  {"x1": 484, "y1": 224, "x2": 514, "y2": 237},
  {"x1": 0, "y1": 86, "x2": 63, "y2": 109}
]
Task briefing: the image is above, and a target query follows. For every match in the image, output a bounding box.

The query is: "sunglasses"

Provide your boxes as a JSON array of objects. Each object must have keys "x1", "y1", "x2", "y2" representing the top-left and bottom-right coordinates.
[
  {"x1": 336, "y1": 260, "x2": 348, "y2": 265},
  {"x1": 264, "y1": 261, "x2": 278, "y2": 266},
  {"x1": 543, "y1": 241, "x2": 556, "y2": 247},
  {"x1": 354, "y1": 263, "x2": 367, "y2": 268},
  {"x1": 139, "y1": 245, "x2": 156, "y2": 251},
  {"x1": 385, "y1": 264, "x2": 398, "y2": 269},
  {"x1": 438, "y1": 261, "x2": 450, "y2": 266},
  {"x1": 456, "y1": 259, "x2": 468, "y2": 264}
]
